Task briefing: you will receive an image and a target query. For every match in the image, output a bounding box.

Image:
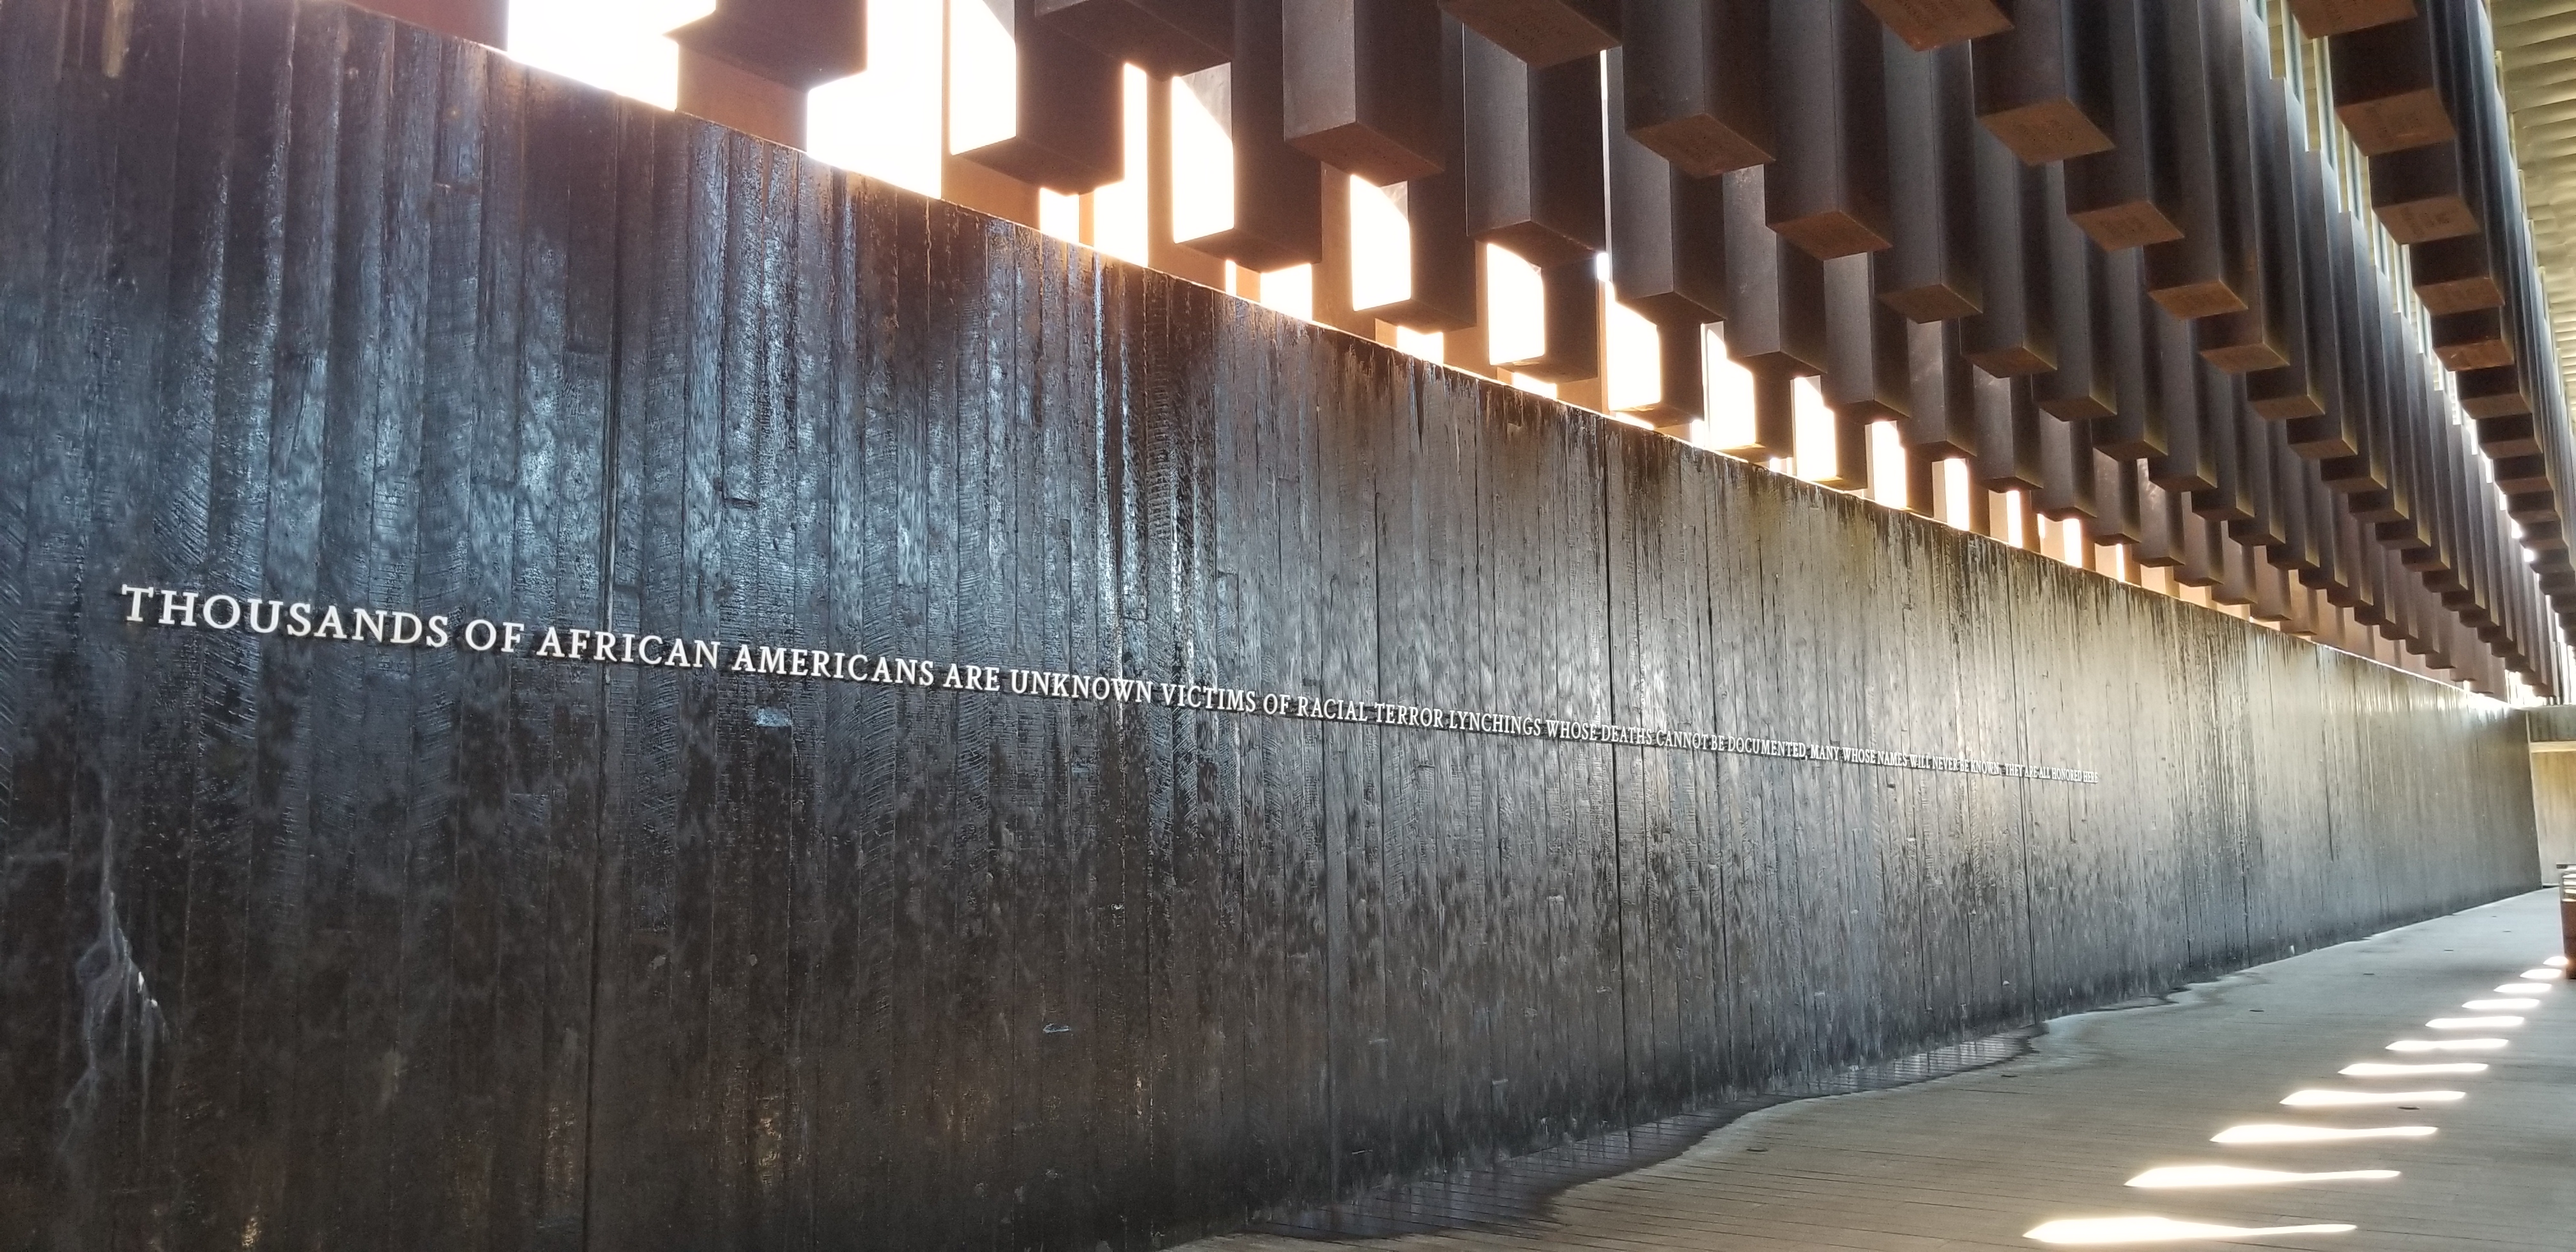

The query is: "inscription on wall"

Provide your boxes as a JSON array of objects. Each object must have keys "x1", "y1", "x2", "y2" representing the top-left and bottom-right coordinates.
[{"x1": 119, "y1": 583, "x2": 2101, "y2": 784}]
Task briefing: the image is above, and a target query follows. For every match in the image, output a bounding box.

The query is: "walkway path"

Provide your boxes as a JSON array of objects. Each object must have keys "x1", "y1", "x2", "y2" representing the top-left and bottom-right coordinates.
[{"x1": 1188, "y1": 889, "x2": 2575, "y2": 1250}]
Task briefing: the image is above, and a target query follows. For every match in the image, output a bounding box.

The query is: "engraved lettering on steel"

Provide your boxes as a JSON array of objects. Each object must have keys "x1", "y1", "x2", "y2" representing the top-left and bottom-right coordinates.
[{"x1": 114, "y1": 583, "x2": 2102, "y2": 784}]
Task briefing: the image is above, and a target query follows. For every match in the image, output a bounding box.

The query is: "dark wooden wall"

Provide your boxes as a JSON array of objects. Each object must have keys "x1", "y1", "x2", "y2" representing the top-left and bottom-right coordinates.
[{"x1": 0, "y1": 2, "x2": 2539, "y2": 1249}]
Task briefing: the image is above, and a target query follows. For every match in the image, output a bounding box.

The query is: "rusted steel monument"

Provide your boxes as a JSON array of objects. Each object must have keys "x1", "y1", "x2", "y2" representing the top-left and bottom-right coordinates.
[{"x1": 0, "y1": 0, "x2": 2553, "y2": 1247}]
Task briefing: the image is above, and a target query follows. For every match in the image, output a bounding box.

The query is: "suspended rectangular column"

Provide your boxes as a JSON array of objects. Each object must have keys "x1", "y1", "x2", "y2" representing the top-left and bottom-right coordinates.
[
  {"x1": 2196, "y1": 3, "x2": 2288, "y2": 376},
  {"x1": 2248, "y1": 84, "x2": 2324, "y2": 422},
  {"x1": 1038, "y1": 0, "x2": 1232, "y2": 72},
  {"x1": 1498, "y1": 258, "x2": 1604, "y2": 381},
  {"x1": 1464, "y1": 29, "x2": 1605, "y2": 266},
  {"x1": 1607, "y1": 51, "x2": 1728, "y2": 326},
  {"x1": 1621, "y1": 0, "x2": 1774, "y2": 176},
  {"x1": 2285, "y1": 0, "x2": 2416, "y2": 40},
  {"x1": 2370, "y1": 141, "x2": 2477, "y2": 243},
  {"x1": 1438, "y1": 0, "x2": 1620, "y2": 65},
  {"x1": 2095, "y1": 249, "x2": 2169, "y2": 459},
  {"x1": 2147, "y1": 312, "x2": 2218, "y2": 493},
  {"x1": 2066, "y1": 0, "x2": 2182, "y2": 250},
  {"x1": 1878, "y1": 39, "x2": 1981, "y2": 320},
  {"x1": 1768, "y1": 0, "x2": 1894, "y2": 259},
  {"x1": 951, "y1": 0, "x2": 1125, "y2": 190},
  {"x1": 1905, "y1": 320, "x2": 1981, "y2": 459},
  {"x1": 1974, "y1": 370, "x2": 2046, "y2": 492},
  {"x1": 1284, "y1": 0, "x2": 1447, "y2": 183},
  {"x1": 1822, "y1": 253, "x2": 1912, "y2": 489},
  {"x1": 1719, "y1": 165, "x2": 1827, "y2": 455},
  {"x1": 1972, "y1": 0, "x2": 2113, "y2": 163},
  {"x1": 1346, "y1": 19, "x2": 1476, "y2": 330},
  {"x1": 2142, "y1": 0, "x2": 2248, "y2": 319},
  {"x1": 2035, "y1": 164, "x2": 2112, "y2": 420},
  {"x1": 2331, "y1": 11, "x2": 2455, "y2": 155},
  {"x1": 1964, "y1": 129, "x2": 2056, "y2": 376},
  {"x1": 1859, "y1": 0, "x2": 2009, "y2": 51},
  {"x1": 1171, "y1": 0, "x2": 1324, "y2": 268}
]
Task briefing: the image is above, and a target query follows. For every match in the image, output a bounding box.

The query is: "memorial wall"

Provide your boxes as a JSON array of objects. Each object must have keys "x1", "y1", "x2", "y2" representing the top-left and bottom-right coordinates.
[{"x1": 0, "y1": 3, "x2": 2541, "y2": 1248}]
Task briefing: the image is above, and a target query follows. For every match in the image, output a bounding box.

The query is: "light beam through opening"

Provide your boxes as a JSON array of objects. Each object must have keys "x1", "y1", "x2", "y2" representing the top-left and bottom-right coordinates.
[
  {"x1": 2025, "y1": 1216, "x2": 2356, "y2": 1244},
  {"x1": 2211, "y1": 1124, "x2": 2435, "y2": 1144},
  {"x1": 2339, "y1": 1062, "x2": 2487, "y2": 1076},
  {"x1": 2126, "y1": 1166, "x2": 2398, "y2": 1189},
  {"x1": 2279, "y1": 1089, "x2": 2462, "y2": 1108}
]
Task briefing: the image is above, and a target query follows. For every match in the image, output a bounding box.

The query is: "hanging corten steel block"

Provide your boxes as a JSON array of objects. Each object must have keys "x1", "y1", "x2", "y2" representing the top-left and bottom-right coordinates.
[
  {"x1": 2330, "y1": 13, "x2": 2455, "y2": 155},
  {"x1": 2369, "y1": 142, "x2": 2478, "y2": 243},
  {"x1": 2253, "y1": 132, "x2": 2331, "y2": 420},
  {"x1": 676, "y1": 49, "x2": 809, "y2": 147},
  {"x1": 2494, "y1": 455, "x2": 2556, "y2": 496},
  {"x1": 1972, "y1": 0, "x2": 2113, "y2": 164},
  {"x1": 2195, "y1": 363, "x2": 2255, "y2": 525},
  {"x1": 1823, "y1": 252, "x2": 1913, "y2": 430},
  {"x1": 1963, "y1": 128, "x2": 2056, "y2": 376},
  {"x1": 2285, "y1": 0, "x2": 2414, "y2": 39},
  {"x1": 951, "y1": 0, "x2": 1124, "y2": 191},
  {"x1": 2096, "y1": 250, "x2": 2168, "y2": 459},
  {"x1": 2234, "y1": 36, "x2": 2318, "y2": 393},
  {"x1": 2176, "y1": 510, "x2": 2224, "y2": 588},
  {"x1": 2478, "y1": 414, "x2": 2543, "y2": 461},
  {"x1": 2410, "y1": 233, "x2": 2502, "y2": 314},
  {"x1": 2431, "y1": 308, "x2": 2513, "y2": 372},
  {"x1": 1717, "y1": 166, "x2": 1825, "y2": 459},
  {"x1": 1722, "y1": 165, "x2": 1830, "y2": 381},
  {"x1": 1858, "y1": 0, "x2": 2010, "y2": 52},
  {"x1": 1879, "y1": 40, "x2": 1982, "y2": 320},
  {"x1": 2066, "y1": 0, "x2": 2183, "y2": 249},
  {"x1": 2237, "y1": 404, "x2": 2290, "y2": 553},
  {"x1": 2136, "y1": 475, "x2": 2186, "y2": 567},
  {"x1": 1351, "y1": 22, "x2": 1479, "y2": 333},
  {"x1": 1173, "y1": 0, "x2": 1324, "y2": 270},
  {"x1": 1438, "y1": 0, "x2": 1620, "y2": 66},
  {"x1": 1903, "y1": 319, "x2": 1980, "y2": 458},
  {"x1": 2148, "y1": 318, "x2": 2218, "y2": 494},
  {"x1": 2455, "y1": 365, "x2": 2529, "y2": 419},
  {"x1": 1622, "y1": 0, "x2": 1774, "y2": 176},
  {"x1": 1972, "y1": 369, "x2": 2046, "y2": 491},
  {"x1": 1607, "y1": 51, "x2": 1729, "y2": 325},
  {"x1": 1502, "y1": 259, "x2": 1606, "y2": 382},
  {"x1": 2093, "y1": 448, "x2": 2145, "y2": 544},
  {"x1": 2143, "y1": 0, "x2": 2248, "y2": 320},
  {"x1": 1040, "y1": 0, "x2": 1233, "y2": 74},
  {"x1": 2035, "y1": 164, "x2": 2112, "y2": 420},
  {"x1": 1285, "y1": 0, "x2": 1448, "y2": 183},
  {"x1": 2274, "y1": 436, "x2": 2320, "y2": 570},
  {"x1": 1768, "y1": 0, "x2": 1894, "y2": 258},
  {"x1": 2279, "y1": 245, "x2": 2354, "y2": 447},
  {"x1": 2037, "y1": 409, "x2": 2101, "y2": 521},
  {"x1": 1464, "y1": 29, "x2": 1606, "y2": 266}
]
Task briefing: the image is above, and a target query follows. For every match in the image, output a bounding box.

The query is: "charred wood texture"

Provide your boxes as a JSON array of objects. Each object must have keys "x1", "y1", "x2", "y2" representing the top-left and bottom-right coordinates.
[{"x1": 0, "y1": 5, "x2": 2559, "y2": 1248}]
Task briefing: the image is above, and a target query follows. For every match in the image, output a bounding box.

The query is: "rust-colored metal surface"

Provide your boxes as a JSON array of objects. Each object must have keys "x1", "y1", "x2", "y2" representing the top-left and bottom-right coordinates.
[{"x1": 0, "y1": 3, "x2": 2542, "y2": 1248}]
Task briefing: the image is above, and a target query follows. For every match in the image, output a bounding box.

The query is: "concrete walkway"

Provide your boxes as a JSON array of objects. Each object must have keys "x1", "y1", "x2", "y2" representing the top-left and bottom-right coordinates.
[{"x1": 1190, "y1": 889, "x2": 2575, "y2": 1251}]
